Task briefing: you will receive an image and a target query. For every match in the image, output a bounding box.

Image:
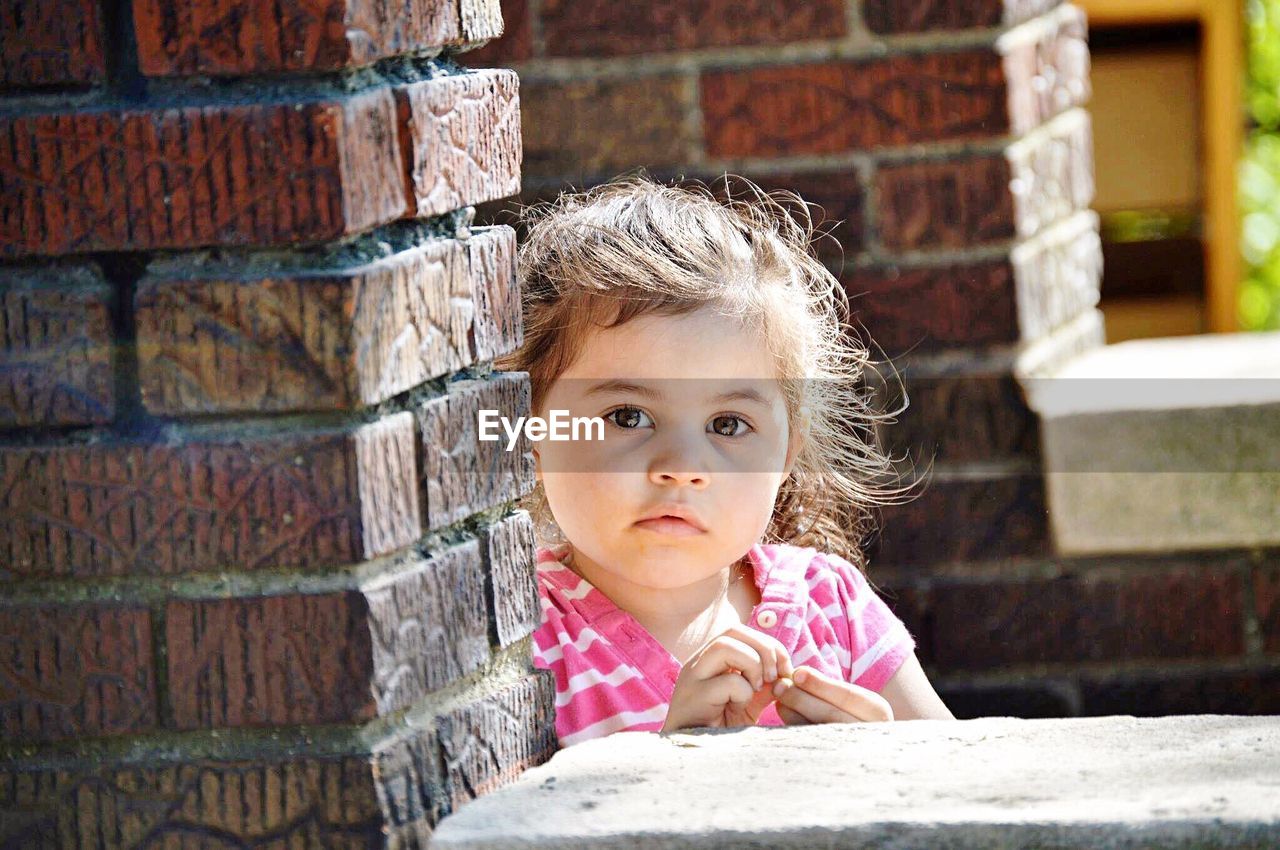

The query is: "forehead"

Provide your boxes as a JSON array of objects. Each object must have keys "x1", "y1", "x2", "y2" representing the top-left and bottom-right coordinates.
[{"x1": 560, "y1": 309, "x2": 778, "y2": 382}]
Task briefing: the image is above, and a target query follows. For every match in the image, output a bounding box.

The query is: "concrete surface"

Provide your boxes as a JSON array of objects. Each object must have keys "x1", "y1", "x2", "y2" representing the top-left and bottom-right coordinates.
[{"x1": 429, "y1": 715, "x2": 1280, "y2": 849}]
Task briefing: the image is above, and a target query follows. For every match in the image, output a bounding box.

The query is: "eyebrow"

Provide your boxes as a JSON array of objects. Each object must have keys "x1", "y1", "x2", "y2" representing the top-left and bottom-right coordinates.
[{"x1": 582, "y1": 380, "x2": 773, "y2": 407}]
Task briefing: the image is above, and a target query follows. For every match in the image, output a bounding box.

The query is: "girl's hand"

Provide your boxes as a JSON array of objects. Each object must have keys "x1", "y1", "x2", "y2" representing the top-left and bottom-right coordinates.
[
  {"x1": 660, "y1": 624, "x2": 794, "y2": 733},
  {"x1": 772, "y1": 665, "x2": 894, "y2": 724}
]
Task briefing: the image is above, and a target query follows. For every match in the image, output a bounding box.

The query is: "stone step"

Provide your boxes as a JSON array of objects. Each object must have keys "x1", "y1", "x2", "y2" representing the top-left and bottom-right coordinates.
[
  {"x1": 429, "y1": 715, "x2": 1279, "y2": 850},
  {"x1": 1020, "y1": 331, "x2": 1280, "y2": 555}
]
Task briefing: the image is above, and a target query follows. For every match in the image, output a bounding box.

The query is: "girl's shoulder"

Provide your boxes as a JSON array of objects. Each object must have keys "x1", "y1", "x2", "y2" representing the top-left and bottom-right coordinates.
[{"x1": 752, "y1": 542, "x2": 869, "y2": 591}]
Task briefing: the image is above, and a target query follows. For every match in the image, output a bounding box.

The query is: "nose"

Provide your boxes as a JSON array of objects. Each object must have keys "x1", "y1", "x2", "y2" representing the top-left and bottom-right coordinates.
[{"x1": 646, "y1": 433, "x2": 709, "y2": 489}]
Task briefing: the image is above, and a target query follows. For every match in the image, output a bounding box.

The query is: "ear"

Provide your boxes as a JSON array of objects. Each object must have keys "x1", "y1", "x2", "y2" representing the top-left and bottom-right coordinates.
[
  {"x1": 783, "y1": 406, "x2": 810, "y2": 478},
  {"x1": 533, "y1": 445, "x2": 543, "y2": 482}
]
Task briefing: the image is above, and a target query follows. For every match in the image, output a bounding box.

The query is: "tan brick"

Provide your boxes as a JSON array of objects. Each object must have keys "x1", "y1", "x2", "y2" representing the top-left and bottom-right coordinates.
[
  {"x1": 418, "y1": 373, "x2": 536, "y2": 530},
  {"x1": 0, "y1": 264, "x2": 114, "y2": 427},
  {"x1": 0, "y1": 412, "x2": 420, "y2": 578},
  {"x1": 133, "y1": 0, "x2": 503, "y2": 76},
  {"x1": 0, "y1": 0, "x2": 107, "y2": 88},
  {"x1": 862, "y1": 0, "x2": 1062, "y2": 33},
  {"x1": 0, "y1": 89, "x2": 405, "y2": 257},
  {"x1": 522, "y1": 76, "x2": 693, "y2": 179},
  {"x1": 1010, "y1": 210, "x2": 1101, "y2": 340},
  {"x1": 166, "y1": 540, "x2": 489, "y2": 729},
  {"x1": 0, "y1": 604, "x2": 155, "y2": 743},
  {"x1": 540, "y1": 0, "x2": 845, "y2": 57},
  {"x1": 463, "y1": 0, "x2": 534, "y2": 66},
  {"x1": 1006, "y1": 109, "x2": 1095, "y2": 238},
  {"x1": 482, "y1": 511, "x2": 540, "y2": 647},
  {"x1": 136, "y1": 227, "x2": 518, "y2": 414},
  {"x1": 1002, "y1": 5, "x2": 1091, "y2": 136},
  {"x1": 436, "y1": 672, "x2": 558, "y2": 808},
  {"x1": 396, "y1": 70, "x2": 522, "y2": 218}
]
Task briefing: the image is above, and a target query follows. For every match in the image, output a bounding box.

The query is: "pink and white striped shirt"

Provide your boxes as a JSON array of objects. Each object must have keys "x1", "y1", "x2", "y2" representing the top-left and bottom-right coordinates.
[{"x1": 531, "y1": 542, "x2": 915, "y2": 747}]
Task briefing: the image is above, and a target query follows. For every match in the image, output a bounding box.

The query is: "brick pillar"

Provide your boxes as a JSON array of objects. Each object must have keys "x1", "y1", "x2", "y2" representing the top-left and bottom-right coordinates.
[
  {"x1": 0, "y1": 1, "x2": 554, "y2": 844},
  {"x1": 468, "y1": 2, "x2": 1278, "y2": 718}
]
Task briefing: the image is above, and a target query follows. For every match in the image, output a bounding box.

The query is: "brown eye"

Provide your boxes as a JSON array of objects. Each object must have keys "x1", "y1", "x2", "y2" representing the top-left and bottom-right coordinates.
[
  {"x1": 709, "y1": 415, "x2": 748, "y2": 436},
  {"x1": 607, "y1": 407, "x2": 651, "y2": 429}
]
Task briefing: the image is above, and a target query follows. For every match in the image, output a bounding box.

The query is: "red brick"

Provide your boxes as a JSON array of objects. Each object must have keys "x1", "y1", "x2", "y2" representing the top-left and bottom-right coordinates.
[
  {"x1": 701, "y1": 51, "x2": 1010, "y2": 159},
  {"x1": 862, "y1": 0, "x2": 1062, "y2": 33},
  {"x1": 871, "y1": 360, "x2": 1040, "y2": 465},
  {"x1": 0, "y1": 89, "x2": 405, "y2": 258},
  {"x1": 1080, "y1": 666, "x2": 1280, "y2": 716},
  {"x1": 522, "y1": 76, "x2": 693, "y2": 179},
  {"x1": 166, "y1": 540, "x2": 488, "y2": 729},
  {"x1": 540, "y1": 0, "x2": 845, "y2": 58},
  {"x1": 463, "y1": 0, "x2": 534, "y2": 66},
  {"x1": 867, "y1": 471, "x2": 1049, "y2": 567},
  {"x1": 0, "y1": 0, "x2": 106, "y2": 88},
  {"x1": 482, "y1": 510, "x2": 540, "y2": 647},
  {"x1": 1, "y1": 264, "x2": 114, "y2": 427},
  {"x1": 846, "y1": 210, "x2": 1101, "y2": 354},
  {"x1": 436, "y1": 672, "x2": 558, "y2": 808},
  {"x1": 701, "y1": 171, "x2": 865, "y2": 262},
  {"x1": 135, "y1": 227, "x2": 518, "y2": 414},
  {"x1": 0, "y1": 412, "x2": 419, "y2": 579},
  {"x1": 702, "y1": 10, "x2": 1088, "y2": 159},
  {"x1": 0, "y1": 604, "x2": 155, "y2": 742},
  {"x1": 1256, "y1": 566, "x2": 1280, "y2": 654},
  {"x1": 937, "y1": 679, "x2": 1077, "y2": 719},
  {"x1": 845, "y1": 260, "x2": 1019, "y2": 354},
  {"x1": 133, "y1": 0, "x2": 502, "y2": 76},
  {"x1": 418, "y1": 373, "x2": 536, "y2": 530},
  {"x1": 928, "y1": 567, "x2": 1246, "y2": 670},
  {"x1": 396, "y1": 70, "x2": 522, "y2": 218},
  {"x1": 876, "y1": 154, "x2": 1016, "y2": 251}
]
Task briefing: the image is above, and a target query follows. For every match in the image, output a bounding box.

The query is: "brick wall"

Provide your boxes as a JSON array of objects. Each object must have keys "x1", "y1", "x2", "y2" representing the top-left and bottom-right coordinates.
[
  {"x1": 0, "y1": 0, "x2": 553, "y2": 844},
  {"x1": 468, "y1": 0, "x2": 1280, "y2": 718}
]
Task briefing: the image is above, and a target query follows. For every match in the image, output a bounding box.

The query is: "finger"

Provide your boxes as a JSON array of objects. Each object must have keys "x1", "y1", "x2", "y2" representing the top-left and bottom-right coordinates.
[
  {"x1": 775, "y1": 678, "x2": 859, "y2": 724},
  {"x1": 688, "y1": 637, "x2": 766, "y2": 690},
  {"x1": 710, "y1": 672, "x2": 756, "y2": 726},
  {"x1": 715, "y1": 624, "x2": 793, "y2": 683},
  {"x1": 792, "y1": 666, "x2": 893, "y2": 722},
  {"x1": 776, "y1": 701, "x2": 812, "y2": 726}
]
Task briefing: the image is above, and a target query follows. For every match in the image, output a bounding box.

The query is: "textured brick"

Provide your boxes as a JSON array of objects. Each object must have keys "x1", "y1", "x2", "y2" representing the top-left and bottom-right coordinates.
[
  {"x1": 134, "y1": 0, "x2": 502, "y2": 76},
  {"x1": 846, "y1": 211, "x2": 1101, "y2": 354},
  {"x1": 0, "y1": 412, "x2": 419, "y2": 579},
  {"x1": 0, "y1": 89, "x2": 405, "y2": 258},
  {"x1": 1006, "y1": 109, "x2": 1094, "y2": 239},
  {"x1": 463, "y1": 0, "x2": 533, "y2": 66},
  {"x1": 871, "y1": 361, "x2": 1040, "y2": 465},
  {"x1": 876, "y1": 154, "x2": 1017, "y2": 252},
  {"x1": 1080, "y1": 667, "x2": 1280, "y2": 717},
  {"x1": 540, "y1": 0, "x2": 846, "y2": 57},
  {"x1": 396, "y1": 70, "x2": 522, "y2": 218},
  {"x1": 867, "y1": 471, "x2": 1049, "y2": 567},
  {"x1": 418, "y1": 373, "x2": 536, "y2": 530},
  {"x1": 436, "y1": 672, "x2": 558, "y2": 808},
  {"x1": 863, "y1": 0, "x2": 1062, "y2": 33},
  {"x1": 136, "y1": 227, "x2": 518, "y2": 414},
  {"x1": 702, "y1": 10, "x2": 1087, "y2": 159},
  {"x1": 928, "y1": 567, "x2": 1246, "y2": 670},
  {"x1": 705, "y1": 171, "x2": 865, "y2": 262},
  {"x1": 0, "y1": 264, "x2": 114, "y2": 427},
  {"x1": 701, "y1": 51, "x2": 1009, "y2": 159},
  {"x1": 522, "y1": 76, "x2": 693, "y2": 179},
  {"x1": 1002, "y1": 5, "x2": 1090, "y2": 136},
  {"x1": 482, "y1": 511, "x2": 540, "y2": 647},
  {"x1": 0, "y1": 605, "x2": 154, "y2": 743},
  {"x1": 845, "y1": 261, "x2": 1019, "y2": 354},
  {"x1": 166, "y1": 540, "x2": 488, "y2": 730},
  {"x1": 0, "y1": 0, "x2": 106, "y2": 88},
  {"x1": 1256, "y1": 566, "x2": 1280, "y2": 654},
  {"x1": 0, "y1": 755, "x2": 391, "y2": 847}
]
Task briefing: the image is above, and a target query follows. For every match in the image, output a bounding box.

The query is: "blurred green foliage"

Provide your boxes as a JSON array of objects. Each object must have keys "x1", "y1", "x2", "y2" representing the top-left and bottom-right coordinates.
[{"x1": 1242, "y1": 0, "x2": 1280, "y2": 329}]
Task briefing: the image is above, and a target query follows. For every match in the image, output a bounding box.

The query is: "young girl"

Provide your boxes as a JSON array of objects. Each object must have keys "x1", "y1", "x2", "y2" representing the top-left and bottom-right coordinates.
[{"x1": 499, "y1": 175, "x2": 953, "y2": 747}]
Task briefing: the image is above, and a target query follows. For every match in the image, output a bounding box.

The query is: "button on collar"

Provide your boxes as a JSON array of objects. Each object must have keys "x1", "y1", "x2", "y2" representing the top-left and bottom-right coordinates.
[{"x1": 756, "y1": 609, "x2": 778, "y2": 629}]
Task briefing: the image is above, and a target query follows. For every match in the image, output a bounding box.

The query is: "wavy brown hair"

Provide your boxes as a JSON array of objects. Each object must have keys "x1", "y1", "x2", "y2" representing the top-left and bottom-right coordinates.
[{"x1": 496, "y1": 173, "x2": 925, "y2": 572}]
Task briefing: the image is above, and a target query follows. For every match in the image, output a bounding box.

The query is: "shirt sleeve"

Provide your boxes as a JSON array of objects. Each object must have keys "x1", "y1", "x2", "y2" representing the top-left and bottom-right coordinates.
[{"x1": 819, "y1": 550, "x2": 916, "y2": 692}]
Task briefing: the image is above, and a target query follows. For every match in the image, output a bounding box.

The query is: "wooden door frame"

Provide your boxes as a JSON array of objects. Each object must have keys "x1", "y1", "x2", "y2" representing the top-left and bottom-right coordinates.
[{"x1": 1076, "y1": 0, "x2": 1244, "y2": 333}]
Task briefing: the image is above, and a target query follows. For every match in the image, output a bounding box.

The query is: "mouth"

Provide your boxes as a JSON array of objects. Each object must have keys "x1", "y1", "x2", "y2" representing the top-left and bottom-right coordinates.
[{"x1": 633, "y1": 506, "x2": 707, "y2": 537}]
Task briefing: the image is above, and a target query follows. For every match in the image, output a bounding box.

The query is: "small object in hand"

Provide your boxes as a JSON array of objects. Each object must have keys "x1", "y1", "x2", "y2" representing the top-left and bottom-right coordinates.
[{"x1": 773, "y1": 676, "x2": 793, "y2": 698}]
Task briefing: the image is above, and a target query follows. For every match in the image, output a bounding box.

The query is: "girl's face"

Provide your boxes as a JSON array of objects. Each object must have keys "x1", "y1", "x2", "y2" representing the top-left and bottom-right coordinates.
[{"x1": 534, "y1": 308, "x2": 801, "y2": 592}]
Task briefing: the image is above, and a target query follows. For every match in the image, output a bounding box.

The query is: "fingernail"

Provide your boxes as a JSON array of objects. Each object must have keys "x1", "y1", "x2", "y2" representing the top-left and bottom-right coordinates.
[
  {"x1": 794, "y1": 668, "x2": 808, "y2": 685},
  {"x1": 773, "y1": 677, "x2": 792, "y2": 698}
]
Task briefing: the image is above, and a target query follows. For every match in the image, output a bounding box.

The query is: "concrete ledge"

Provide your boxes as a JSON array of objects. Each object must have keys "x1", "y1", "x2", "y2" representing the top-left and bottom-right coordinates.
[
  {"x1": 1020, "y1": 331, "x2": 1280, "y2": 555},
  {"x1": 429, "y1": 715, "x2": 1279, "y2": 849}
]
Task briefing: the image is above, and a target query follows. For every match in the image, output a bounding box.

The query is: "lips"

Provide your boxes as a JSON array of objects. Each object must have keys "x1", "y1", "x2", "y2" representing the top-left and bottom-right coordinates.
[{"x1": 634, "y1": 504, "x2": 707, "y2": 536}]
